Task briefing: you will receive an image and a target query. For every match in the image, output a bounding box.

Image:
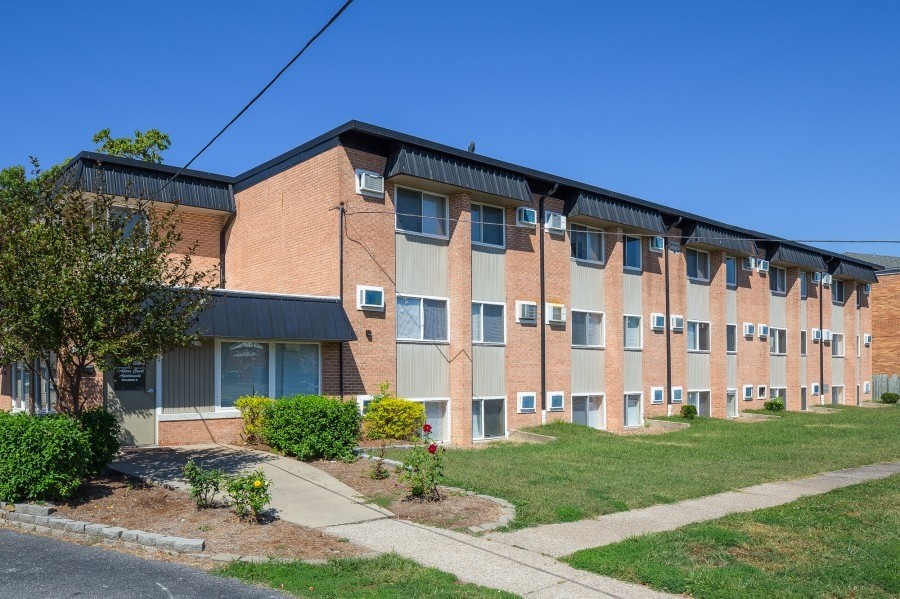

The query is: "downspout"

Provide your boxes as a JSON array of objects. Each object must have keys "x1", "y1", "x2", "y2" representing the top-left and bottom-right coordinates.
[
  {"x1": 538, "y1": 183, "x2": 558, "y2": 420},
  {"x1": 338, "y1": 202, "x2": 345, "y2": 399},
  {"x1": 218, "y1": 183, "x2": 237, "y2": 289},
  {"x1": 665, "y1": 217, "x2": 682, "y2": 416},
  {"x1": 819, "y1": 261, "x2": 826, "y2": 404}
]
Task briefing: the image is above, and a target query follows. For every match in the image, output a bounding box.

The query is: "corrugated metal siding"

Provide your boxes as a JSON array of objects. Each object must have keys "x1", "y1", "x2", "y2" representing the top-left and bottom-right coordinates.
[
  {"x1": 623, "y1": 273, "x2": 642, "y2": 314},
  {"x1": 831, "y1": 303, "x2": 844, "y2": 333},
  {"x1": 571, "y1": 348, "x2": 604, "y2": 394},
  {"x1": 396, "y1": 233, "x2": 449, "y2": 297},
  {"x1": 473, "y1": 345, "x2": 505, "y2": 397},
  {"x1": 386, "y1": 145, "x2": 532, "y2": 203},
  {"x1": 570, "y1": 261, "x2": 604, "y2": 311},
  {"x1": 683, "y1": 223, "x2": 757, "y2": 256},
  {"x1": 567, "y1": 191, "x2": 665, "y2": 233},
  {"x1": 688, "y1": 353, "x2": 710, "y2": 389},
  {"x1": 687, "y1": 281, "x2": 710, "y2": 320},
  {"x1": 768, "y1": 244, "x2": 826, "y2": 271},
  {"x1": 829, "y1": 260, "x2": 878, "y2": 283},
  {"x1": 770, "y1": 356, "x2": 787, "y2": 387},
  {"x1": 727, "y1": 354, "x2": 738, "y2": 388},
  {"x1": 472, "y1": 246, "x2": 505, "y2": 302},
  {"x1": 832, "y1": 358, "x2": 845, "y2": 386},
  {"x1": 800, "y1": 300, "x2": 807, "y2": 329},
  {"x1": 726, "y1": 288, "x2": 737, "y2": 323},
  {"x1": 624, "y1": 351, "x2": 642, "y2": 393},
  {"x1": 162, "y1": 342, "x2": 215, "y2": 413},
  {"x1": 801, "y1": 357, "x2": 807, "y2": 386},
  {"x1": 397, "y1": 343, "x2": 450, "y2": 398},
  {"x1": 770, "y1": 294, "x2": 786, "y2": 328}
]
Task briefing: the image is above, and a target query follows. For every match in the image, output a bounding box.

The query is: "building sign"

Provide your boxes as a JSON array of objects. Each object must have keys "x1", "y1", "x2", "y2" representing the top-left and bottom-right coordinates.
[{"x1": 113, "y1": 363, "x2": 146, "y2": 391}]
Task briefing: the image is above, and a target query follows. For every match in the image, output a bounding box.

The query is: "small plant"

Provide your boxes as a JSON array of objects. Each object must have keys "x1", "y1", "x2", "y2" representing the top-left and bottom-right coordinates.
[
  {"x1": 182, "y1": 459, "x2": 226, "y2": 509},
  {"x1": 680, "y1": 405, "x2": 698, "y2": 419},
  {"x1": 399, "y1": 424, "x2": 445, "y2": 501},
  {"x1": 226, "y1": 469, "x2": 272, "y2": 522},
  {"x1": 764, "y1": 398, "x2": 785, "y2": 412},
  {"x1": 364, "y1": 384, "x2": 426, "y2": 479},
  {"x1": 880, "y1": 392, "x2": 899, "y2": 404},
  {"x1": 235, "y1": 395, "x2": 273, "y2": 445}
]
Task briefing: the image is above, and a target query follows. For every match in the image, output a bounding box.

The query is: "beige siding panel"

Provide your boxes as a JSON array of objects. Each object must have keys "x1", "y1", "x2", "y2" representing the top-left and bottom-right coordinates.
[
  {"x1": 571, "y1": 348, "x2": 604, "y2": 394},
  {"x1": 397, "y1": 343, "x2": 450, "y2": 398},
  {"x1": 396, "y1": 233, "x2": 449, "y2": 297},
  {"x1": 687, "y1": 353, "x2": 710, "y2": 389},
  {"x1": 770, "y1": 355, "x2": 787, "y2": 387},
  {"x1": 624, "y1": 351, "x2": 642, "y2": 393},
  {"x1": 623, "y1": 272, "x2": 642, "y2": 314},
  {"x1": 472, "y1": 345, "x2": 506, "y2": 397},
  {"x1": 162, "y1": 342, "x2": 214, "y2": 413},
  {"x1": 686, "y1": 281, "x2": 710, "y2": 321},
  {"x1": 472, "y1": 245, "x2": 505, "y2": 302},
  {"x1": 801, "y1": 357, "x2": 807, "y2": 386},
  {"x1": 770, "y1": 294, "x2": 786, "y2": 328},
  {"x1": 727, "y1": 354, "x2": 737, "y2": 388},
  {"x1": 831, "y1": 302, "x2": 844, "y2": 333},
  {"x1": 800, "y1": 300, "x2": 807, "y2": 329},
  {"x1": 832, "y1": 357, "x2": 845, "y2": 386},
  {"x1": 570, "y1": 261, "x2": 604, "y2": 311},
  {"x1": 726, "y1": 288, "x2": 737, "y2": 323}
]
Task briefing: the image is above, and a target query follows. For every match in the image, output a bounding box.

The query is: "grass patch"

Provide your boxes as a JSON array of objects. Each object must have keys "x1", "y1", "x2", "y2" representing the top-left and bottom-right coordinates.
[
  {"x1": 565, "y1": 475, "x2": 900, "y2": 598},
  {"x1": 387, "y1": 406, "x2": 900, "y2": 528},
  {"x1": 216, "y1": 553, "x2": 515, "y2": 598}
]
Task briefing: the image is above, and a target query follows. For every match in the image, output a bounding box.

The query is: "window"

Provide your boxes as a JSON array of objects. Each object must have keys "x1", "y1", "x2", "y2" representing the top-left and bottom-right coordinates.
[
  {"x1": 472, "y1": 397, "x2": 505, "y2": 440},
  {"x1": 472, "y1": 302, "x2": 505, "y2": 344},
  {"x1": 356, "y1": 395, "x2": 374, "y2": 414},
  {"x1": 624, "y1": 236, "x2": 642, "y2": 271},
  {"x1": 109, "y1": 206, "x2": 148, "y2": 241},
  {"x1": 801, "y1": 330, "x2": 807, "y2": 356},
  {"x1": 651, "y1": 387, "x2": 664, "y2": 405},
  {"x1": 572, "y1": 310, "x2": 604, "y2": 347},
  {"x1": 423, "y1": 400, "x2": 449, "y2": 442},
  {"x1": 396, "y1": 295, "x2": 449, "y2": 341},
  {"x1": 769, "y1": 328, "x2": 787, "y2": 355},
  {"x1": 686, "y1": 248, "x2": 710, "y2": 281},
  {"x1": 832, "y1": 280, "x2": 844, "y2": 303},
  {"x1": 800, "y1": 272, "x2": 808, "y2": 299},
  {"x1": 275, "y1": 343, "x2": 320, "y2": 397},
  {"x1": 743, "y1": 385, "x2": 754, "y2": 400},
  {"x1": 624, "y1": 315, "x2": 642, "y2": 349},
  {"x1": 864, "y1": 381, "x2": 871, "y2": 394},
  {"x1": 726, "y1": 256, "x2": 737, "y2": 287},
  {"x1": 517, "y1": 392, "x2": 536, "y2": 414},
  {"x1": 832, "y1": 333, "x2": 845, "y2": 357},
  {"x1": 547, "y1": 392, "x2": 564, "y2": 412},
  {"x1": 770, "y1": 387, "x2": 786, "y2": 401},
  {"x1": 471, "y1": 203, "x2": 505, "y2": 247},
  {"x1": 395, "y1": 186, "x2": 448, "y2": 237},
  {"x1": 742, "y1": 256, "x2": 755, "y2": 271},
  {"x1": 572, "y1": 395, "x2": 604, "y2": 429},
  {"x1": 624, "y1": 393, "x2": 643, "y2": 427},
  {"x1": 758, "y1": 385, "x2": 767, "y2": 399},
  {"x1": 687, "y1": 321, "x2": 710, "y2": 352},
  {"x1": 770, "y1": 266, "x2": 787, "y2": 294},
  {"x1": 811, "y1": 382, "x2": 820, "y2": 396},
  {"x1": 219, "y1": 341, "x2": 320, "y2": 409},
  {"x1": 725, "y1": 324, "x2": 737, "y2": 353},
  {"x1": 687, "y1": 390, "x2": 710, "y2": 417},
  {"x1": 570, "y1": 224, "x2": 604, "y2": 263},
  {"x1": 671, "y1": 387, "x2": 683, "y2": 403}
]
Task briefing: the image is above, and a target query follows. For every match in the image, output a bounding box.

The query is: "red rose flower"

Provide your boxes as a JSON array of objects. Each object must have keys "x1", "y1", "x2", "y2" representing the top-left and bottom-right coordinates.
[
  {"x1": 428, "y1": 443, "x2": 437, "y2": 454},
  {"x1": 423, "y1": 423, "x2": 433, "y2": 433}
]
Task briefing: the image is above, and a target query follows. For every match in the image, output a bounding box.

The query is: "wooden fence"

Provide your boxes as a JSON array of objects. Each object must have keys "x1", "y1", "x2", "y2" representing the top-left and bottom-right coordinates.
[{"x1": 873, "y1": 374, "x2": 900, "y2": 399}]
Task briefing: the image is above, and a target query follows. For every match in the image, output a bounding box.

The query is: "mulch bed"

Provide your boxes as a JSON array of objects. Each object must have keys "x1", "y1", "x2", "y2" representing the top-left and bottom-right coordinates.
[
  {"x1": 313, "y1": 458, "x2": 502, "y2": 530},
  {"x1": 53, "y1": 473, "x2": 367, "y2": 560}
]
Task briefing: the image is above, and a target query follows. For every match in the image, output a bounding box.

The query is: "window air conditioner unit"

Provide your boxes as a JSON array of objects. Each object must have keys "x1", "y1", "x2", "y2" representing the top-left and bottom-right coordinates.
[
  {"x1": 864, "y1": 334, "x2": 872, "y2": 346},
  {"x1": 546, "y1": 303, "x2": 566, "y2": 324},
  {"x1": 355, "y1": 171, "x2": 384, "y2": 197},
  {"x1": 758, "y1": 324, "x2": 769, "y2": 339},
  {"x1": 811, "y1": 271, "x2": 822, "y2": 283},
  {"x1": 670, "y1": 315, "x2": 684, "y2": 331},
  {"x1": 811, "y1": 328, "x2": 822, "y2": 342},
  {"x1": 649, "y1": 236, "x2": 665, "y2": 253},
  {"x1": 515, "y1": 301, "x2": 538, "y2": 323},
  {"x1": 811, "y1": 383, "x2": 820, "y2": 396},
  {"x1": 651, "y1": 313, "x2": 666, "y2": 330},
  {"x1": 743, "y1": 322, "x2": 755, "y2": 337},
  {"x1": 863, "y1": 284, "x2": 871, "y2": 295},
  {"x1": 544, "y1": 211, "x2": 566, "y2": 234},
  {"x1": 516, "y1": 207, "x2": 537, "y2": 228},
  {"x1": 742, "y1": 257, "x2": 755, "y2": 270},
  {"x1": 756, "y1": 260, "x2": 770, "y2": 273},
  {"x1": 822, "y1": 329, "x2": 833, "y2": 342},
  {"x1": 356, "y1": 285, "x2": 385, "y2": 311},
  {"x1": 822, "y1": 274, "x2": 832, "y2": 286}
]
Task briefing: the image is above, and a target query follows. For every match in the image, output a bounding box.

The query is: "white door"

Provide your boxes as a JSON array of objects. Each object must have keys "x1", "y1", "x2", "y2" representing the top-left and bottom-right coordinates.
[
  {"x1": 726, "y1": 390, "x2": 738, "y2": 418},
  {"x1": 624, "y1": 394, "x2": 641, "y2": 427}
]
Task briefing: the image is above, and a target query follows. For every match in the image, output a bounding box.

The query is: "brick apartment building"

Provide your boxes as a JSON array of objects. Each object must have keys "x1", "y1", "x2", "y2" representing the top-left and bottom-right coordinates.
[
  {"x1": 1, "y1": 121, "x2": 880, "y2": 446},
  {"x1": 846, "y1": 253, "x2": 900, "y2": 386}
]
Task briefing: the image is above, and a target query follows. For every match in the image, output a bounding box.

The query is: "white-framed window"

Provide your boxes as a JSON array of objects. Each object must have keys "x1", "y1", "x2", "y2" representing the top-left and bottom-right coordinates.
[
  {"x1": 624, "y1": 315, "x2": 643, "y2": 349},
  {"x1": 356, "y1": 285, "x2": 385, "y2": 311},
  {"x1": 624, "y1": 393, "x2": 643, "y2": 427},
  {"x1": 572, "y1": 310, "x2": 604, "y2": 347},
  {"x1": 687, "y1": 321, "x2": 710, "y2": 352},
  {"x1": 726, "y1": 256, "x2": 737, "y2": 287},
  {"x1": 624, "y1": 235, "x2": 642, "y2": 271},
  {"x1": 671, "y1": 386, "x2": 684, "y2": 403},
  {"x1": 758, "y1": 385, "x2": 768, "y2": 399},
  {"x1": 769, "y1": 328, "x2": 787, "y2": 355},
  {"x1": 800, "y1": 330, "x2": 807, "y2": 356},
  {"x1": 686, "y1": 248, "x2": 710, "y2": 281},
  {"x1": 471, "y1": 203, "x2": 505, "y2": 248},
  {"x1": 770, "y1": 387, "x2": 786, "y2": 401},
  {"x1": 769, "y1": 266, "x2": 787, "y2": 294},
  {"x1": 472, "y1": 397, "x2": 506, "y2": 440},
  {"x1": 572, "y1": 394, "x2": 605, "y2": 429},
  {"x1": 743, "y1": 385, "x2": 754, "y2": 400},
  {"x1": 832, "y1": 279, "x2": 845, "y2": 304},
  {"x1": 216, "y1": 340, "x2": 321, "y2": 409},
  {"x1": 650, "y1": 386, "x2": 664, "y2": 405},
  {"x1": 864, "y1": 381, "x2": 871, "y2": 394},
  {"x1": 831, "y1": 333, "x2": 845, "y2": 357},
  {"x1": 799, "y1": 272, "x2": 808, "y2": 299},
  {"x1": 472, "y1": 302, "x2": 505, "y2": 345},
  {"x1": 726, "y1": 323, "x2": 737, "y2": 353},
  {"x1": 395, "y1": 186, "x2": 448, "y2": 238},
  {"x1": 517, "y1": 392, "x2": 537, "y2": 414},
  {"x1": 397, "y1": 295, "x2": 449, "y2": 341},
  {"x1": 547, "y1": 391, "x2": 565, "y2": 412},
  {"x1": 811, "y1": 382, "x2": 820, "y2": 396},
  {"x1": 570, "y1": 224, "x2": 604, "y2": 263},
  {"x1": 356, "y1": 394, "x2": 374, "y2": 414},
  {"x1": 687, "y1": 390, "x2": 710, "y2": 416}
]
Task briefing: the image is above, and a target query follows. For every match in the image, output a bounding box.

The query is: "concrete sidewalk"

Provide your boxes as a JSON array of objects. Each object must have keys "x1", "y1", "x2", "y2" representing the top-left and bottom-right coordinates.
[
  {"x1": 485, "y1": 461, "x2": 900, "y2": 557},
  {"x1": 112, "y1": 444, "x2": 391, "y2": 528}
]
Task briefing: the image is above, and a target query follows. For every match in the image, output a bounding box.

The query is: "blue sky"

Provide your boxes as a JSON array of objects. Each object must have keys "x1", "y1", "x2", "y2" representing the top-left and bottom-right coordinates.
[{"x1": 2, "y1": 0, "x2": 899, "y2": 256}]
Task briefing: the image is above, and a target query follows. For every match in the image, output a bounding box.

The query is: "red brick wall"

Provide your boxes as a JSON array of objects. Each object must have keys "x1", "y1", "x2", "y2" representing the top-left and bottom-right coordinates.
[
  {"x1": 604, "y1": 229, "x2": 626, "y2": 428},
  {"x1": 735, "y1": 254, "x2": 771, "y2": 408},
  {"x1": 158, "y1": 418, "x2": 243, "y2": 446},
  {"x1": 709, "y1": 250, "x2": 727, "y2": 417},
  {"x1": 543, "y1": 196, "x2": 572, "y2": 425},
  {"x1": 642, "y1": 234, "x2": 668, "y2": 419},
  {"x1": 870, "y1": 273, "x2": 898, "y2": 376}
]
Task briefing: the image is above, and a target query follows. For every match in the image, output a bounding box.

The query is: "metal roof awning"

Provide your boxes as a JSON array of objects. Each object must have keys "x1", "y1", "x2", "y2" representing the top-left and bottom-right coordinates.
[
  {"x1": 766, "y1": 244, "x2": 827, "y2": 271},
  {"x1": 567, "y1": 191, "x2": 666, "y2": 233},
  {"x1": 385, "y1": 144, "x2": 532, "y2": 203},
  {"x1": 195, "y1": 290, "x2": 356, "y2": 341},
  {"x1": 682, "y1": 222, "x2": 758, "y2": 256},
  {"x1": 828, "y1": 260, "x2": 878, "y2": 283}
]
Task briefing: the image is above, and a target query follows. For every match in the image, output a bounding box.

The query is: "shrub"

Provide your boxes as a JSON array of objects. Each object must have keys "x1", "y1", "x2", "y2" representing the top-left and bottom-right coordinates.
[
  {"x1": 226, "y1": 469, "x2": 272, "y2": 522},
  {"x1": 264, "y1": 395, "x2": 361, "y2": 461},
  {"x1": 880, "y1": 392, "x2": 899, "y2": 404},
  {"x1": 0, "y1": 412, "x2": 91, "y2": 502},
  {"x1": 680, "y1": 405, "x2": 698, "y2": 419},
  {"x1": 182, "y1": 459, "x2": 227, "y2": 509},
  {"x1": 364, "y1": 388, "x2": 425, "y2": 479},
  {"x1": 235, "y1": 396, "x2": 273, "y2": 445},
  {"x1": 77, "y1": 408, "x2": 121, "y2": 475},
  {"x1": 399, "y1": 423, "x2": 445, "y2": 501},
  {"x1": 764, "y1": 398, "x2": 785, "y2": 412}
]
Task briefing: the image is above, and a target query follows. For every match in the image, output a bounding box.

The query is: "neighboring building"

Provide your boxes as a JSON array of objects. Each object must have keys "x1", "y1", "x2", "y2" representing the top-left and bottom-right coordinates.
[
  {"x1": 1, "y1": 122, "x2": 880, "y2": 446},
  {"x1": 845, "y1": 253, "x2": 900, "y2": 384}
]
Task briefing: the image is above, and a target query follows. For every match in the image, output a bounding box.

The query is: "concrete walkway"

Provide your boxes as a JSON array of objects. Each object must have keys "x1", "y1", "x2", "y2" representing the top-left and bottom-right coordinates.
[
  {"x1": 112, "y1": 445, "x2": 391, "y2": 528},
  {"x1": 485, "y1": 461, "x2": 900, "y2": 557}
]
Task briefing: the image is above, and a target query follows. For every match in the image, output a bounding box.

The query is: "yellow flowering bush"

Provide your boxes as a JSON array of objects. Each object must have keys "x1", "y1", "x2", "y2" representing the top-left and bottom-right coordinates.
[{"x1": 226, "y1": 468, "x2": 272, "y2": 522}]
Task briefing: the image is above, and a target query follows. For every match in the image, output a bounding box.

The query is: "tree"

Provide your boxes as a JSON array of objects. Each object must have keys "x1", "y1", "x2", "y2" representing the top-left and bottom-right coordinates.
[
  {"x1": 92, "y1": 128, "x2": 171, "y2": 163},
  {"x1": 0, "y1": 146, "x2": 216, "y2": 416}
]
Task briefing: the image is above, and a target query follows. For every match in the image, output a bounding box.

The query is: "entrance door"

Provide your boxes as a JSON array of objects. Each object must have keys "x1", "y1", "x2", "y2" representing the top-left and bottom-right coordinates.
[
  {"x1": 801, "y1": 387, "x2": 807, "y2": 411},
  {"x1": 624, "y1": 394, "x2": 642, "y2": 427},
  {"x1": 726, "y1": 390, "x2": 738, "y2": 418},
  {"x1": 106, "y1": 361, "x2": 156, "y2": 446},
  {"x1": 572, "y1": 396, "x2": 602, "y2": 429},
  {"x1": 831, "y1": 385, "x2": 843, "y2": 406}
]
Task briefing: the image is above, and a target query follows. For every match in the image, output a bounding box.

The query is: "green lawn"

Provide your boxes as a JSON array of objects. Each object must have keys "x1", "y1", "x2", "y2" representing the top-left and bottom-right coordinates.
[
  {"x1": 388, "y1": 405, "x2": 900, "y2": 528},
  {"x1": 565, "y1": 474, "x2": 900, "y2": 598},
  {"x1": 216, "y1": 553, "x2": 515, "y2": 599}
]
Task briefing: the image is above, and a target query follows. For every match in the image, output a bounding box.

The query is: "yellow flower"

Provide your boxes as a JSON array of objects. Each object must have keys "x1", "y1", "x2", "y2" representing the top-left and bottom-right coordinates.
[{"x1": 254, "y1": 479, "x2": 263, "y2": 488}]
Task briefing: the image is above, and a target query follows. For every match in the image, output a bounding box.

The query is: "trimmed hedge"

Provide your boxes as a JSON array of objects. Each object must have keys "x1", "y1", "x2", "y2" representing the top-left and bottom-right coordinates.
[
  {"x1": 880, "y1": 393, "x2": 899, "y2": 404},
  {"x1": 77, "y1": 408, "x2": 121, "y2": 475},
  {"x1": 680, "y1": 405, "x2": 698, "y2": 419},
  {"x1": 364, "y1": 397, "x2": 426, "y2": 442},
  {"x1": 264, "y1": 395, "x2": 361, "y2": 461},
  {"x1": 764, "y1": 398, "x2": 785, "y2": 412}
]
